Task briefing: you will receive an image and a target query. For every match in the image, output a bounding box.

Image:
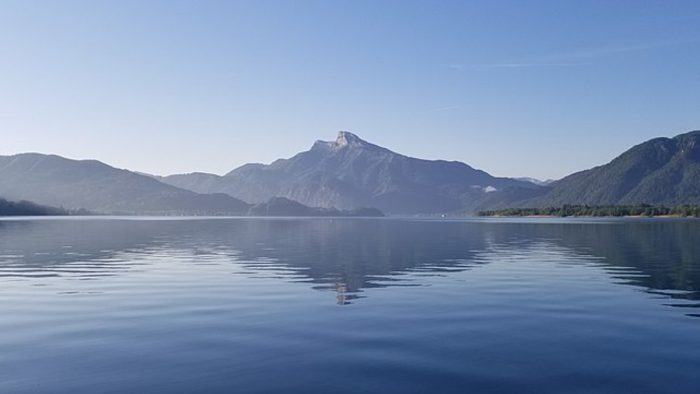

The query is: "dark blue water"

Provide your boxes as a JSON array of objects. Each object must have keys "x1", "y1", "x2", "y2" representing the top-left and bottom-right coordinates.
[{"x1": 1, "y1": 217, "x2": 699, "y2": 393}]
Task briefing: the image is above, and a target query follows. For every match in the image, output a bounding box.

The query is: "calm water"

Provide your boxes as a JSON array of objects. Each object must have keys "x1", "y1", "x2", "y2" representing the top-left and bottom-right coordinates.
[{"x1": 1, "y1": 217, "x2": 699, "y2": 393}]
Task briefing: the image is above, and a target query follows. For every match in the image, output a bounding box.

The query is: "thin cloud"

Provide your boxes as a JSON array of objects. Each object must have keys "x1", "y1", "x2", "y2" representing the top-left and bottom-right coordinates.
[
  {"x1": 541, "y1": 37, "x2": 700, "y2": 62},
  {"x1": 423, "y1": 105, "x2": 460, "y2": 113},
  {"x1": 446, "y1": 61, "x2": 586, "y2": 70},
  {"x1": 449, "y1": 36, "x2": 700, "y2": 70},
  {"x1": 468, "y1": 62, "x2": 587, "y2": 69}
]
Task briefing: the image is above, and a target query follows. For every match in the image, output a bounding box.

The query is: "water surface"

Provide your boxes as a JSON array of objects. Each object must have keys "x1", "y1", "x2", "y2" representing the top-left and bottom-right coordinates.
[{"x1": 1, "y1": 217, "x2": 699, "y2": 393}]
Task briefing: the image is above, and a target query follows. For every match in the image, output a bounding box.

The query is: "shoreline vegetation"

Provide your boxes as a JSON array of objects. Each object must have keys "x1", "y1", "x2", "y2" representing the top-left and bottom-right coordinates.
[
  {"x1": 0, "y1": 198, "x2": 77, "y2": 216},
  {"x1": 477, "y1": 204, "x2": 700, "y2": 218},
  {"x1": 0, "y1": 196, "x2": 384, "y2": 218}
]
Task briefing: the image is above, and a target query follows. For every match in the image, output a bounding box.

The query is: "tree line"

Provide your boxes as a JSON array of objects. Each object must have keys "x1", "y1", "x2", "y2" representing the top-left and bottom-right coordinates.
[
  {"x1": 0, "y1": 198, "x2": 70, "y2": 216},
  {"x1": 478, "y1": 204, "x2": 700, "y2": 218}
]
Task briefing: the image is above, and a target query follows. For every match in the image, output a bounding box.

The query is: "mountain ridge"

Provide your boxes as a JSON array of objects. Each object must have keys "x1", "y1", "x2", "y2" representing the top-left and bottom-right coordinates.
[
  {"x1": 162, "y1": 131, "x2": 536, "y2": 214},
  {"x1": 0, "y1": 153, "x2": 251, "y2": 215},
  {"x1": 0, "y1": 153, "x2": 386, "y2": 217},
  {"x1": 492, "y1": 130, "x2": 700, "y2": 209},
  {"x1": 4, "y1": 129, "x2": 700, "y2": 215}
]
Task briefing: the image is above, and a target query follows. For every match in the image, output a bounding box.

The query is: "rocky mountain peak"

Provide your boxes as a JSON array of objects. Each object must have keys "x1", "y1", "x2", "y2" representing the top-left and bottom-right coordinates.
[
  {"x1": 335, "y1": 131, "x2": 365, "y2": 147},
  {"x1": 312, "y1": 131, "x2": 370, "y2": 152}
]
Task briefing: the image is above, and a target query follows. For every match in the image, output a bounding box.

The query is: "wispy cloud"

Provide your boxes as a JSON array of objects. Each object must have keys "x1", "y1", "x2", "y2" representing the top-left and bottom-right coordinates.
[
  {"x1": 455, "y1": 62, "x2": 587, "y2": 69},
  {"x1": 448, "y1": 37, "x2": 700, "y2": 70},
  {"x1": 542, "y1": 37, "x2": 700, "y2": 62},
  {"x1": 423, "y1": 105, "x2": 460, "y2": 113}
]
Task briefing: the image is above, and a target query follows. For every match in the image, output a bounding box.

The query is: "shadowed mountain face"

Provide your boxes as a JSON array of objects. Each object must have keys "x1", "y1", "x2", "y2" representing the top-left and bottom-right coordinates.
[
  {"x1": 526, "y1": 130, "x2": 700, "y2": 207},
  {"x1": 162, "y1": 131, "x2": 536, "y2": 214},
  {"x1": 0, "y1": 153, "x2": 251, "y2": 215}
]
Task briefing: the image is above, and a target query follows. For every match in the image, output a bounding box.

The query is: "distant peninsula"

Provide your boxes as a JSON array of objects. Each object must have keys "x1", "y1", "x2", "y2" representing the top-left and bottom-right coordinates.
[
  {"x1": 478, "y1": 204, "x2": 700, "y2": 218},
  {"x1": 0, "y1": 197, "x2": 71, "y2": 216}
]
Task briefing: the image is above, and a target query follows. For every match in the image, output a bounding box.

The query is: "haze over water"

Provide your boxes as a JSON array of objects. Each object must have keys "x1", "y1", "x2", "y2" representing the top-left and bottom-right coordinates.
[{"x1": 1, "y1": 217, "x2": 699, "y2": 393}]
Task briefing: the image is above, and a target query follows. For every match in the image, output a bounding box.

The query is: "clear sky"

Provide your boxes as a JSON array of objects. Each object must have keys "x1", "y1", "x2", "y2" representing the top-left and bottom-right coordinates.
[{"x1": 2, "y1": 0, "x2": 699, "y2": 179}]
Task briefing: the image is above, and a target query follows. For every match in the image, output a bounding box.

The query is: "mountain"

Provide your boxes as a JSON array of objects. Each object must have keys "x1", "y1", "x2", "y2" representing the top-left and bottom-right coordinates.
[
  {"x1": 503, "y1": 130, "x2": 700, "y2": 208},
  {"x1": 515, "y1": 177, "x2": 555, "y2": 186},
  {"x1": 162, "y1": 131, "x2": 537, "y2": 214},
  {"x1": 10, "y1": 130, "x2": 697, "y2": 215},
  {"x1": 0, "y1": 196, "x2": 69, "y2": 216},
  {"x1": 0, "y1": 153, "x2": 251, "y2": 215}
]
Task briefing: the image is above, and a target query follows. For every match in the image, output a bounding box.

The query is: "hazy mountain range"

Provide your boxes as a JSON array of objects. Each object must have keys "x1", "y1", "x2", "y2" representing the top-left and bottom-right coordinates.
[
  {"x1": 515, "y1": 177, "x2": 555, "y2": 186},
  {"x1": 1, "y1": 130, "x2": 699, "y2": 215},
  {"x1": 160, "y1": 131, "x2": 537, "y2": 214},
  {"x1": 0, "y1": 151, "x2": 385, "y2": 216},
  {"x1": 0, "y1": 153, "x2": 251, "y2": 215}
]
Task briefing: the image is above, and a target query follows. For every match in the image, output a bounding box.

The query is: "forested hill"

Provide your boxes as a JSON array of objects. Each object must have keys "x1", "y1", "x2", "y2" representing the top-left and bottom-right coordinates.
[
  {"x1": 530, "y1": 130, "x2": 700, "y2": 207},
  {"x1": 478, "y1": 204, "x2": 700, "y2": 218}
]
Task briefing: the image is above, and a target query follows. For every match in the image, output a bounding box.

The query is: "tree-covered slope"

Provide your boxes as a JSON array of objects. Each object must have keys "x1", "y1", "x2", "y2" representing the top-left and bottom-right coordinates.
[{"x1": 530, "y1": 130, "x2": 700, "y2": 206}]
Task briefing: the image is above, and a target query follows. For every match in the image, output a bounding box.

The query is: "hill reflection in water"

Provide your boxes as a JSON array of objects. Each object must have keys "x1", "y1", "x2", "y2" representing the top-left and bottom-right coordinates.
[{"x1": 1, "y1": 217, "x2": 698, "y2": 310}]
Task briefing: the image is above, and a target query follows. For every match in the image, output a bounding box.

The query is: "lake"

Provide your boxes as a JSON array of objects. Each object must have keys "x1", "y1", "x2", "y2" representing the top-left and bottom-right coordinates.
[{"x1": 1, "y1": 217, "x2": 699, "y2": 393}]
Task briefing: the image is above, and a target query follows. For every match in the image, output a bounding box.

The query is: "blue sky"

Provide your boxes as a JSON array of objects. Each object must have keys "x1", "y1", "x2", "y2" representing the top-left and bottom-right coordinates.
[{"x1": 2, "y1": 0, "x2": 699, "y2": 179}]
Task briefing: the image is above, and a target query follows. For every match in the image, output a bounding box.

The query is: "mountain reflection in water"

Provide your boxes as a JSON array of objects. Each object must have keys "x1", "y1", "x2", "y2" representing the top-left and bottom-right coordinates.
[{"x1": 1, "y1": 217, "x2": 698, "y2": 310}]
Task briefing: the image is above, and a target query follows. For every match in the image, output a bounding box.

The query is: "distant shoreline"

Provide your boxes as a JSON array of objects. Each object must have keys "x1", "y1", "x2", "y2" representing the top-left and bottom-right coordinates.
[
  {"x1": 481, "y1": 214, "x2": 695, "y2": 219},
  {"x1": 478, "y1": 204, "x2": 700, "y2": 219}
]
